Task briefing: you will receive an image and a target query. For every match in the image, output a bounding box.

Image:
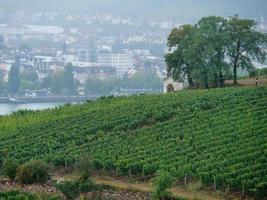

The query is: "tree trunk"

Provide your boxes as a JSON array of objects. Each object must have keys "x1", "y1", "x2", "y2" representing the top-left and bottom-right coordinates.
[
  {"x1": 187, "y1": 75, "x2": 194, "y2": 87},
  {"x1": 233, "y1": 64, "x2": 238, "y2": 85},
  {"x1": 214, "y1": 73, "x2": 218, "y2": 88},
  {"x1": 219, "y1": 71, "x2": 224, "y2": 88},
  {"x1": 203, "y1": 71, "x2": 209, "y2": 89},
  {"x1": 213, "y1": 177, "x2": 216, "y2": 191},
  {"x1": 233, "y1": 41, "x2": 240, "y2": 85},
  {"x1": 184, "y1": 173, "x2": 187, "y2": 185}
]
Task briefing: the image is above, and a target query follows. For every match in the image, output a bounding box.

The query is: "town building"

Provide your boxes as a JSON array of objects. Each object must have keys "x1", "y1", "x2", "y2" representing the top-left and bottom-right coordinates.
[{"x1": 98, "y1": 53, "x2": 134, "y2": 78}]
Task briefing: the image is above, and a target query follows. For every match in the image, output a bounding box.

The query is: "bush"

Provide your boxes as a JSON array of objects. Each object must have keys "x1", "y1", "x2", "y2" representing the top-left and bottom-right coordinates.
[
  {"x1": 16, "y1": 160, "x2": 50, "y2": 184},
  {"x1": 152, "y1": 170, "x2": 175, "y2": 200},
  {"x1": 0, "y1": 190, "x2": 62, "y2": 200},
  {"x1": 75, "y1": 156, "x2": 93, "y2": 182},
  {"x1": 55, "y1": 181, "x2": 81, "y2": 200},
  {"x1": 2, "y1": 159, "x2": 17, "y2": 180},
  {"x1": 254, "y1": 182, "x2": 267, "y2": 200}
]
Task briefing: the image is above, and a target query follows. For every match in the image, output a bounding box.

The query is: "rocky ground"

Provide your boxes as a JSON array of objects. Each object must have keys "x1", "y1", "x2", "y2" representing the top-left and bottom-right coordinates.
[
  {"x1": 84, "y1": 189, "x2": 152, "y2": 200},
  {"x1": 0, "y1": 179, "x2": 59, "y2": 195},
  {"x1": 0, "y1": 179, "x2": 152, "y2": 200}
]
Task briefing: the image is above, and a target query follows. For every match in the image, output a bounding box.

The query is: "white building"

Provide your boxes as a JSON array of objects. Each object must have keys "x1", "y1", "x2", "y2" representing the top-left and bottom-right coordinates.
[
  {"x1": 61, "y1": 54, "x2": 78, "y2": 65},
  {"x1": 163, "y1": 77, "x2": 187, "y2": 93},
  {"x1": 33, "y1": 56, "x2": 53, "y2": 69},
  {"x1": 98, "y1": 53, "x2": 134, "y2": 78}
]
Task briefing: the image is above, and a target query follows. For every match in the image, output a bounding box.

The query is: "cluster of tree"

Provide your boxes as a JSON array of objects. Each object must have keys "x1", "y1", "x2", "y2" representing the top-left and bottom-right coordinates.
[
  {"x1": 41, "y1": 63, "x2": 76, "y2": 95},
  {"x1": 165, "y1": 16, "x2": 267, "y2": 88},
  {"x1": 84, "y1": 67, "x2": 163, "y2": 95},
  {"x1": 4, "y1": 61, "x2": 76, "y2": 95}
]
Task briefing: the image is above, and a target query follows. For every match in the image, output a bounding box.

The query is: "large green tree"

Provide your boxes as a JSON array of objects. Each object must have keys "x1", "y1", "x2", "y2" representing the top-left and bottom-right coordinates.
[
  {"x1": 0, "y1": 35, "x2": 5, "y2": 49},
  {"x1": 165, "y1": 24, "x2": 197, "y2": 87},
  {"x1": 197, "y1": 16, "x2": 229, "y2": 87},
  {"x1": 63, "y1": 63, "x2": 75, "y2": 94},
  {"x1": 226, "y1": 16, "x2": 267, "y2": 85},
  {"x1": 8, "y1": 57, "x2": 20, "y2": 95},
  {"x1": 166, "y1": 16, "x2": 267, "y2": 88}
]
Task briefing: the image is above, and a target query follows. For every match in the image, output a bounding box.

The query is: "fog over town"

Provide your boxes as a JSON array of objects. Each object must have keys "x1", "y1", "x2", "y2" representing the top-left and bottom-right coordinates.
[
  {"x1": 0, "y1": 0, "x2": 266, "y2": 102},
  {"x1": 0, "y1": 2, "x2": 267, "y2": 200}
]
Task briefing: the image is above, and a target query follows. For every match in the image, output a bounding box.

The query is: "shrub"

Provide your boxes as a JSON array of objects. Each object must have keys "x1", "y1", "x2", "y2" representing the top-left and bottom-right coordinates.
[
  {"x1": 16, "y1": 160, "x2": 50, "y2": 184},
  {"x1": 2, "y1": 159, "x2": 17, "y2": 180},
  {"x1": 75, "y1": 156, "x2": 93, "y2": 182},
  {"x1": 152, "y1": 170, "x2": 175, "y2": 200},
  {"x1": 0, "y1": 190, "x2": 62, "y2": 200},
  {"x1": 254, "y1": 182, "x2": 267, "y2": 200},
  {"x1": 55, "y1": 181, "x2": 81, "y2": 200}
]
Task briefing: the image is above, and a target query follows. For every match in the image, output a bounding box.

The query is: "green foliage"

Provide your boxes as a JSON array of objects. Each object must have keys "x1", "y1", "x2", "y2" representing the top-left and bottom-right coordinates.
[
  {"x1": 0, "y1": 35, "x2": 5, "y2": 49},
  {"x1": 227, "y1": 16, "x2": 267, "y2": 85},
  {"x1": 166, "y1": 16, "x2": 267, "y2": 88},
  {"x1": 0, "y1": 78, "x2": 7, "y2": 94},
  {"x1": 75, "y1": 156, "x2": 93, "y2": 181},
  {"x1": 8, "y1": 61, "x2": 20, "y2": 95},
  {"x1": 84, "y1": 68, "x2": 163, "y2": 95},
  {"x1": 20, "y1": 69, "x2": 38, "y2": 82},
  {"x1": 62, "y1": 63, "x2": 75, "y2": 95},
  {"x1": 152, "y1": 170, "x2": 175, "y2": 200},
  {"x1": 16, "y1": 160, "x2": 50, "y2": 184},
  {"x1": 0, "y1": 87, "x2": 266, "y2": 198},
  {"x1": 253, "y1": 182, "x2": 267, "y2": 200},
  {"x1": 55, "y1": 181, "x2": 81, "y2": 200},
  {"x1": 2, "y1": 159, "x2": 18, "y2": 180},
  {"x1": 0, "y1": 190, "x2": 61, "y2": 200},
  {"x1": 250, "y1": 68, "x2": 267, "y2": 78},
  {"x1": 84, "y1": 78, "x2": 112, "y2": 95},
  {"x1": 41, "y1": 65, "x2": 76, "y2": 95}
]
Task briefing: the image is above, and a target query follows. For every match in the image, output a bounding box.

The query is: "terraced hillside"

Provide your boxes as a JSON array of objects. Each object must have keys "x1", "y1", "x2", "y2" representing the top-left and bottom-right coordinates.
[{"x1": 0, "y1": 87, "x2": 266, "y2": 196}]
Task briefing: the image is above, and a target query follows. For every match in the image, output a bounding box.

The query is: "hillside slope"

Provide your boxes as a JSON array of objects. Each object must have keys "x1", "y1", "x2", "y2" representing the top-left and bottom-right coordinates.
[{"x1": 0, "y1": 87, "x2": 266, "y2": 196}]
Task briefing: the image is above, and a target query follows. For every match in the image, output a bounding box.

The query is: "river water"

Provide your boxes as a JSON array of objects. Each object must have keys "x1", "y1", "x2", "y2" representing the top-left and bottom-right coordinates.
[{"x1": 0, "y1": 102, "x2": 67, "y2": 115}]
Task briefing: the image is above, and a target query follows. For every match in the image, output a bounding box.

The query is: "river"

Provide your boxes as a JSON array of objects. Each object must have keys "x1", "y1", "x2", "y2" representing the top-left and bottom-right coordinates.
[{"x1": 0, "y1": 102, "x2": 67, "y2": 115}]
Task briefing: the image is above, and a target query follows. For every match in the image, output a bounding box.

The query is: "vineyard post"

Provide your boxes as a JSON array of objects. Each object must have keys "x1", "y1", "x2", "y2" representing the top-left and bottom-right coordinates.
[
  {"x1": 116, "y1": 167, "x2": 118, "y2": 176},
  {"x1": 129, "y1": 168, "x2": 132, "y2": 177},
  {"x1": 142, "y1": 166, "x2": 145, "y2": 178},
  {"x1": 213, "y1": 176, "x2": 216, "y2": 191},
  {"x1": 184, "y1": 173, "x2": 187, "y2": 185}
]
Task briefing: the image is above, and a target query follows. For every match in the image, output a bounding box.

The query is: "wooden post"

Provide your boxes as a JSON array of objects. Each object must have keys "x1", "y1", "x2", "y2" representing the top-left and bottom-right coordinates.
[
  {"x1": 242, "y1": 185, "x2": 245, "y2": 197},
  {"x1": 213, "y1": 177, "x2": 216, "y2": 191},
  {"x1": 184, "y1": 173, "x2": 187, "y2": 185}
]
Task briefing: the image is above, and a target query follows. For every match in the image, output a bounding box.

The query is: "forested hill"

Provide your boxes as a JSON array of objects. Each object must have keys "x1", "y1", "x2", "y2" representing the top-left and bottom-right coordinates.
[
  {"x1": 0, "y1": 87, "x2": 267, "y2": 196},
  {"x1": 1, "y1": 0, "x2": 267, "y2": 21}
]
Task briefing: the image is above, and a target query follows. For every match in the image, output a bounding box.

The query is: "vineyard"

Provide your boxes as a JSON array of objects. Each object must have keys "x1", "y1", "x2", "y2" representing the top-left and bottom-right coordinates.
[{"x1": 0, "y1": 87, "x2": 266, "y2": 197}]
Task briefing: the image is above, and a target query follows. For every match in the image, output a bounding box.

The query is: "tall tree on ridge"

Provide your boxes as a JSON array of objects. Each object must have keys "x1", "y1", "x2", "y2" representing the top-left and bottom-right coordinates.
[
  {"x1": 226, "y1": 16, "x2": 267, "y2": 85},
  {"x1": 165, "y1": 24, "x2": 197, "y2": 87},
  {"x1": 63, "y1": 62, "x2": 75, "y2": 94},
  {"x1": 8, "y1": 56, "x2": 20, "y2": 95}
]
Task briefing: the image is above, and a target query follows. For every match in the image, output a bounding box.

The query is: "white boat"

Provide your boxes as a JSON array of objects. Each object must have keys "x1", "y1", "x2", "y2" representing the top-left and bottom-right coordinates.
[{"x1": 8, "y1": 98, "x2": 27, "y2": 104}]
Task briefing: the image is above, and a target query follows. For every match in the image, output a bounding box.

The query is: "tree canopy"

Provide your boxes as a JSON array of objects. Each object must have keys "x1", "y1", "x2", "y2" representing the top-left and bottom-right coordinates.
[
  {"x1": 7, "y1": 57, "x2": 20, "y2": 95},
  {"x1": 166, "y1": 16, "x2": 267, "y2": 88}
]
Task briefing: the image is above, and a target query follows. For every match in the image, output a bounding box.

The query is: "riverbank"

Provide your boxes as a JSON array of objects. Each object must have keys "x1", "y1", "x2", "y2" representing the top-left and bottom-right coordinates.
[{"x1": 0, "y1": 96, "x2": 99, "y2": 104}]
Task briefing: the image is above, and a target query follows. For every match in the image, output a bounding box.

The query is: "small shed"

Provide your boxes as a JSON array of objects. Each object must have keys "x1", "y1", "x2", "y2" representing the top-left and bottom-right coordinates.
[{"x1": 163, "y1": 77, "x2": 187, "y2": 93}]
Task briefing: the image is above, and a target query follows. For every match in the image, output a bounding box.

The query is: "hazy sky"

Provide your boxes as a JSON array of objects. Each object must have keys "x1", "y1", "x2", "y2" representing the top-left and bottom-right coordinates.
[{"x1": 0, "y1": 0, "x2": 267, "y2": 22}]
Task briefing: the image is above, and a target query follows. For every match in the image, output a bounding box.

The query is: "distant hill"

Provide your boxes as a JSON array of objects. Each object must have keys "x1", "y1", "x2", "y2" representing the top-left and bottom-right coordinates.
[
  {"x1": 0, "y1": 0, "x2": 267, "y2": 22},
  {"x1": 0, "y1": 86, "x2": 266, "y2": 197}
]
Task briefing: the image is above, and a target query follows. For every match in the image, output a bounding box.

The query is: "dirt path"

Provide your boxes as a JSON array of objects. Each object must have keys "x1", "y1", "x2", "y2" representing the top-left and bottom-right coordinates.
[
  {"x1": 54, "y1": 173, "x2": 227, "y2": 200},
  {"x1": 92, "y1": 175, "x2": 224, "y2": 200}
]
